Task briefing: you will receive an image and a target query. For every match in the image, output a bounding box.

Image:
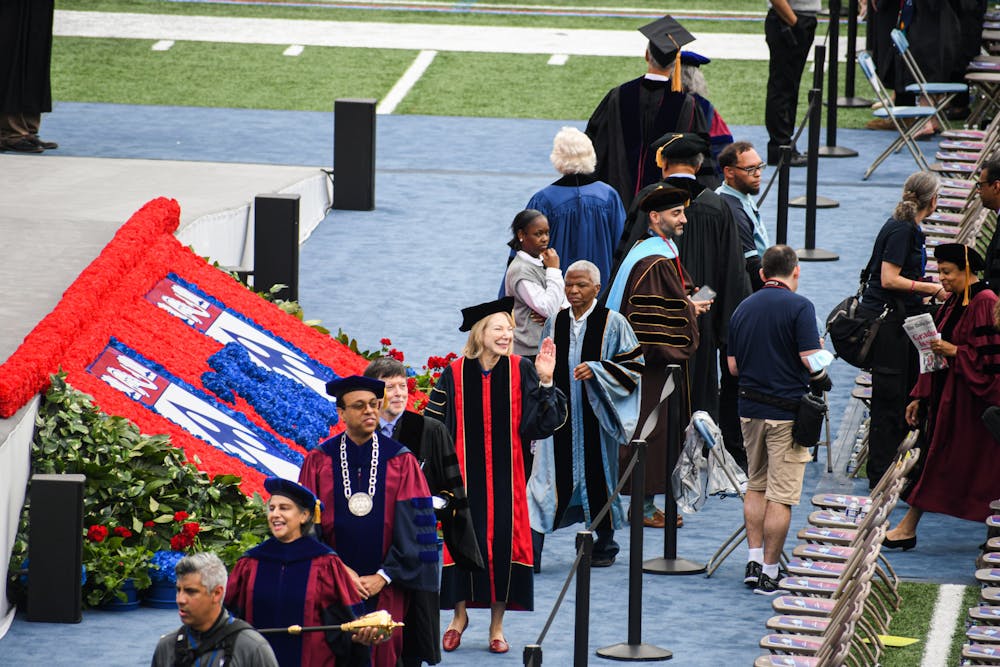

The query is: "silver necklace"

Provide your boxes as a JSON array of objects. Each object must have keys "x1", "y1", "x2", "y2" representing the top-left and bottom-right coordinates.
[{"x1": 340, "y1": 433, "x2": 379, "y2": 516}]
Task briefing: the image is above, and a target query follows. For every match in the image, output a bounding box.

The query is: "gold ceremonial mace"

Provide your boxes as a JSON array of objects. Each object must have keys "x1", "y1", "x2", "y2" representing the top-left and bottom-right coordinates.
[{"x1": 258, "y1": 610, "x2": 404, "y2": 641}]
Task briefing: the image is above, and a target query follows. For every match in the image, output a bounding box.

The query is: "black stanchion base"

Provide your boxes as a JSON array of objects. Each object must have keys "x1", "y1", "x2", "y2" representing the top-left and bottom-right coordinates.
[
  {"x1": 789, "y1": 195, "x2": 839, "y2": 208},
  {"x1": 797, "y1": 248, "x2": 840, "y2": 262},
  {"x1": 836, "y1": 95, "x2": 874, "y2": 108},
  {"x1": 817, "y1": 145, "x2": 859, "y2": 158},
  {"x1": 642, "y1": 557, "x2": 706, "y2": 575},
  {"x1": 596, "y1": 643, "x2": 673, "y2": 662}
]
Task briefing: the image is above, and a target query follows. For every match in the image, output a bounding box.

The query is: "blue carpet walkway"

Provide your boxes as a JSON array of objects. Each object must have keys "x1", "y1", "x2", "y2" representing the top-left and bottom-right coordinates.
[{"x1": 0, "y1": 101, "x2": 983, "y2": 665}]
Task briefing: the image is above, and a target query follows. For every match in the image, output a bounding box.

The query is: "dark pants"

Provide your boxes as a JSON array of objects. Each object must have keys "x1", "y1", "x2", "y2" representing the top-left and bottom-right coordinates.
[
  {"x1": 764, "y1": 9, "x2": 817, "y2": 159},
  {"x1": 594, "y1": 526, "x2": 619, "y2": 560},
  {"x1": 718, "y1": 346, "x2": 747, "y2": 472},
  {"x1": 866, "y1": 315, "x2": 918, "y2": 490}
]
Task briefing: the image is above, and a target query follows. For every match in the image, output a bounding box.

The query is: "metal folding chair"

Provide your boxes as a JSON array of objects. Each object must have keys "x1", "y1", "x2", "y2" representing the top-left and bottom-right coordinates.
[
  {"x1": 890, "y1": 28, "x2": 968, "y2": 132},
  {"x1": 857, "y1": 50, "x2": 935, "y2": 180}
]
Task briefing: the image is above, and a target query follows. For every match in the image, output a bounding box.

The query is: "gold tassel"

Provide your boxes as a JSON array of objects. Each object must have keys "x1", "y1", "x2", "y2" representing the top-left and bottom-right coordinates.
[
  {"x1": 314, "y1": 499, "x2": 322, "y2": 525},
  {"x1": 672, "y1": 51, "x2": 682, "y2": 92}
]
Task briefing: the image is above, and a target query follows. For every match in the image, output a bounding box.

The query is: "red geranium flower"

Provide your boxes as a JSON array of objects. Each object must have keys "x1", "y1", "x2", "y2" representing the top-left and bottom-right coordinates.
[
  {"x1": 87, "y1": 525, "x2": 108, "y2": 543},
  {"x1": 388, "y1": 349, "x2": 404, "y2": 361},
  {"x1": 445, "y1": 352, "x2": 458, "y2": 362},
  {"x1": 173, "y1": 511, "x2": 189, "y2": 522},
  {"x1": 406, "y1": 378, "x2": 417, "y2": 392},
  {"x1": 144, "y1": 520, "x2": 155, "y2": 528},
  {"x1": 170, "y1": 532, "x2": 195, "y2": 550},
  {"x1": 113, "y1": 526, "x2": 133, "y2": 538},
  {"x1": 380, "y1": 338, "x2": 392, "y2": 346},
  {"x1": 182, "y1": 522, "x2": 200, "y2": 537}
]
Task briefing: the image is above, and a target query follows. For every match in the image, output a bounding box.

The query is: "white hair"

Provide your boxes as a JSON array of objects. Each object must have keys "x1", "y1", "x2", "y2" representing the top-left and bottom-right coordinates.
[
  {"x1": 681, "y1": 65, "x2": 708, "y2": 99},
  {"x1": 550, "y1": 127, "x2": 597, "y2": 175},
  {"x1": 565, "y1": 259, "x2": 601, "y2": 286}
]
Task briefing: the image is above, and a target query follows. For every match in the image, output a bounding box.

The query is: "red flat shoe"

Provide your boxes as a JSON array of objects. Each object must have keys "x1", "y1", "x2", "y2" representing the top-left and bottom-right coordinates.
[
  {"x1": 489, "y1": 638, "x2": 510, "y2": 654},
  {"x1": 442, "y1": 619, "x2": 468, "y2": 652}
]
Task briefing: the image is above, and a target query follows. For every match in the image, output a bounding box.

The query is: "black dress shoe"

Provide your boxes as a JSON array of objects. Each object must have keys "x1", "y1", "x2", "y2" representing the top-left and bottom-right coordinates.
[
  {"x1": 591, "y1": 554, "x2": 616, "y2": 568},
  {"x1": 882, "y1": 535, "x2": 916, "y2": 551},
  {"x1": 2, "y1": 137, "x2": 43, "y2": 153},
  {"x1": 28, "y1": 136, "x2": 58, "y2": 150}
]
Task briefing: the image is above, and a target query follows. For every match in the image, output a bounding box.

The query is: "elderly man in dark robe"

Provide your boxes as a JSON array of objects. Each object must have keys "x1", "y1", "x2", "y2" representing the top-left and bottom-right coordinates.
[
  {"x1": 604, "y1": 186, "x2": 709, "y2": 526},
  {"x1": 585, "y1": 15, "x2": 708, "y2": 209},
  {"x1": 299, "y1": 375, "x2": 441, "y2": 667},
  {"x1": 527, "y1": 260, "x2": 644, "y2": 567}
]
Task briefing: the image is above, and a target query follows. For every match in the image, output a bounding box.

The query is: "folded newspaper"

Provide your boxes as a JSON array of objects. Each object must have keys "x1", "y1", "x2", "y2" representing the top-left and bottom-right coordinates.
[{"x1": 902, "y1": 312, "x2": 948, "y2": 373}]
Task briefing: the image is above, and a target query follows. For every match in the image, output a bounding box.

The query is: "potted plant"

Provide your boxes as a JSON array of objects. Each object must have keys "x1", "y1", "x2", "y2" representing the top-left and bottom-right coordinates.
[{"x1": 82, "y1": 524, "x2": 152, "y2": 609}]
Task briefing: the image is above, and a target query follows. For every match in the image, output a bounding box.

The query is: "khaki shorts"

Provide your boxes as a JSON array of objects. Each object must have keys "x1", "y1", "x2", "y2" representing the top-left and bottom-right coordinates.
[{"x1": 741, "y1": 417, "x2": 812, "y2": 506}]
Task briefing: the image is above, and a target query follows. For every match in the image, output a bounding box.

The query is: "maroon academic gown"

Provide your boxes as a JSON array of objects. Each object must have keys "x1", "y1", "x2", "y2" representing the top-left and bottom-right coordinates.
[
  {"x1": 908, "y1": 286, "x2": 1000, "y2": 521},
  {"x1": 299, "y1": 436, "x2": 440, "y2": 667},
  {"x1": 225, "y1": 538, "x2": 364, "y2": 666}
]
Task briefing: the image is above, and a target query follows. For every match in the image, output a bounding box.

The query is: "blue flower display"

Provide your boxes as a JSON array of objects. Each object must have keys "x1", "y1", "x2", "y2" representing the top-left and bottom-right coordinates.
[
  {"x1": 203, "y1": 343, "x2": 339, "y2": 450},
  {"x1": 149, "y1": 550, "x2": 186, "y2": 584}
]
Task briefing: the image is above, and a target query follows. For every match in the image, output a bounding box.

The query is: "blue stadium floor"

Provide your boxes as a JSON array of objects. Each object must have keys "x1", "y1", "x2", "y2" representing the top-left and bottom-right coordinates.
[{"x1": 0, "y1": 101, "x2": 985, "y2": 665}]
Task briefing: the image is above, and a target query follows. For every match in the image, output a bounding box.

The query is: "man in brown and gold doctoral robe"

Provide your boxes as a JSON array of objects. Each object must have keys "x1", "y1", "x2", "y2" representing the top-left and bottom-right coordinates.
[{"x1": 603, "y1": 185, "x2": 709, "y2": 526}]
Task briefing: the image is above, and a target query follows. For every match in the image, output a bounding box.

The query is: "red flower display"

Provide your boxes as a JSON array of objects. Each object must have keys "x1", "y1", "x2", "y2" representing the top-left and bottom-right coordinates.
[
  {"x1": 173, "y1": 511, "x2": 189, "y2": 522},
  {"x1": 388, "y1": 348, "x2": 404, "y2": 362},
  {"x1": 380, "y1": 338, "x2": 392, "y2": 346},
  {"x1": 87, "y1": 525, "x2": 108, "y2": 543},
  {"x1": 181, "y1": 522, "x2": 200, "y2": 538},
  {"x1": 144, "y1": 521, "x2": 155, "y2": 528},
  {"x1": 112, "y1": 526, "x2": 133, "y2": 539}
]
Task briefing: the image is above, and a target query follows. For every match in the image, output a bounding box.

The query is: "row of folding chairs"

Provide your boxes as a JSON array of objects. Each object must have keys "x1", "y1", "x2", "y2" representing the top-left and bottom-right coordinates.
[
  {"x1": 753, "y1": 434, "x2": 921, "y2": 666},
  {"x1": 859, "y1": 12, "x2": 1000, "y2": 180},
  {"x1": 961, "y1": 498, "x2": 1000, "y2": 665}
]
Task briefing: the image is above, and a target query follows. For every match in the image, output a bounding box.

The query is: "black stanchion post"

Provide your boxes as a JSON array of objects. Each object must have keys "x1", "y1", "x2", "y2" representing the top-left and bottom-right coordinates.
[
  {"x1": 574, "y1": 531, "x2": 593, "y2": 667},
  {"x1": 643, "y1": 365, "x2": 705, "y2": 575},
  {"x1": 790, "y1": 45, "x2": 840, "y2": 210},
  {"x1": 838, "y1": 0, "x2": 872, "y2": 107},
  {"x1": 776, "y1": 145, "x2": 791, "y2": 245},
  {"x1": 798, "y1": 88, "x2": 840, "y2": 262},
  {"x1": 595, "y1": 442, "x2": 671, "y2": 661},
  {"x1": 819, "y1": 0, "x2": 858, "y2": 158},
  {"x1": 524, "y1": 645, "x2": 543, "y2": 667}
]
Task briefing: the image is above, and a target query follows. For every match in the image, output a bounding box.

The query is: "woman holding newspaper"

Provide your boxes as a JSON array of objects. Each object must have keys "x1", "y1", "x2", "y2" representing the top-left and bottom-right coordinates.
[
  {"x1": 883, "y1": 244, "x2": 1000, "y2": 549},
  {"x1": 858, "y1": 171, "x2": 946, "y2": 491}
]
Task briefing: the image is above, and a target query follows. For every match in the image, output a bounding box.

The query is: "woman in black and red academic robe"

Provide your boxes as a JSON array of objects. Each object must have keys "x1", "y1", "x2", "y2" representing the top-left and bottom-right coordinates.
[
  {"x1": 226, "y1": 477, "x2": 377, "y2": 666},
  {"x1": 425, "y1": 297, "x2": 567, "y2": 654},
  {"x1": 883, "y1": 244, "x2": 1000, "y2": 550}
]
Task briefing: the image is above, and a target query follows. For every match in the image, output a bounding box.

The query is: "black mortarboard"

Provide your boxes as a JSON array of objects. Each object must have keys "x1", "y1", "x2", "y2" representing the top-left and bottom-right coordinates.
[
  {"x1": 934, "y1": 243, "x2": 984, "y2": 272},
  {"x1": 653, "y1": 132, "x2": 710, "y2": 166},
  {"x1": 639, "y1": 16, "x2": 695, "y2": 91},
  {"x1": 680, "y1": 50, "x2": 710, "y2": 67},
  {"x1": 264, "y1": 477, "x2": 319, "y2": 511},
  {"x1": 326, "y1": 375, "x2": 385, "y2": 402},
  {"x1": 639, "y1": 185, "x2": 690, "y2": 213},
  {"x1": 459, "y1": 296, "x2": 514, "y2": 332}
]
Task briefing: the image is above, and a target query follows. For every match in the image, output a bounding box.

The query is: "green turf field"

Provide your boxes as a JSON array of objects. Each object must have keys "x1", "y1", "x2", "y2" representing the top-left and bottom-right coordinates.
[{"x1": 52, "y1": 35, "x2": 876, "y2": 129}]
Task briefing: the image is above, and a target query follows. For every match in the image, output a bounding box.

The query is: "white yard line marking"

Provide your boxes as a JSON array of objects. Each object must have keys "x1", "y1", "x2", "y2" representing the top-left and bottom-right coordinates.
[
  {"x1": 547, "y1": 54, "x2": 568, "y2": 66},
  {"x1": 151, "y1": 39, "x2": 174, "y2": 51},
  {"x1": 376, "y1": 49, "x2": 437, "y2": 115},
  {"x1": 283, "y1": 44, "x2": 304, "y2": 56},
  {"x1": 920, "y1": 584, "x2": 966, "y2": 667}
]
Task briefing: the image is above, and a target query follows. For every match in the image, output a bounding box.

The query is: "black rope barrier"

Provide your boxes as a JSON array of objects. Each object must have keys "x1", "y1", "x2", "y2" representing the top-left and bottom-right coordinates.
[
  {"x1": 643, "y1": 365, "x2": 705, "y2": 576},
  {"x1": 838, "y1": 0, "x2": 873, "y2": 107},
  {"x1": 818, "y1": 0, "x2": 859, "y2": 157}
]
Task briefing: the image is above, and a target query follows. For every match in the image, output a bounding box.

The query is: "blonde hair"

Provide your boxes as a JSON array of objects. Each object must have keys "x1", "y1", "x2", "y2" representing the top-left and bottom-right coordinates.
[
  {"x1": 550, "y1": 126, "x2": 597, "y2": 175},
  {"x1": 893, "y1": 171, "x2": 939, "y2": 222},
  {"x1": 462, "y1": 312, "x2": 515, "y2": 359}
]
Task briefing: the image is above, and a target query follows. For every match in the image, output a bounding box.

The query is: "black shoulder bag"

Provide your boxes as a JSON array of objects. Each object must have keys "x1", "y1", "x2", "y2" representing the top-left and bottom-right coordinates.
[{"x1": 825, "y1": 249, "x2": 890, "y2": 370}]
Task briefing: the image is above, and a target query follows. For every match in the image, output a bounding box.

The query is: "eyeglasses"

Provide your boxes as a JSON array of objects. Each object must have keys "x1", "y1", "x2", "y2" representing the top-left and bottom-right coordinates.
[
  {"x1": 342, "y1": 399, "x2": 382, "y2": 412},
  {"x1": 731, "y1": 163, "x2": 766, "y2": 175},
  {"x1": 974, "y1": 179, "x2": 998, "y2": 191}
]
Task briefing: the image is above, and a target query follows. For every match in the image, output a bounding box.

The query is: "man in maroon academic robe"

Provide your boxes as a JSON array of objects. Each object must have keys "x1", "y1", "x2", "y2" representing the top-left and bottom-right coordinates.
[{"x1": 299, "y1": 375, "x2": 440, "y2": 667}]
